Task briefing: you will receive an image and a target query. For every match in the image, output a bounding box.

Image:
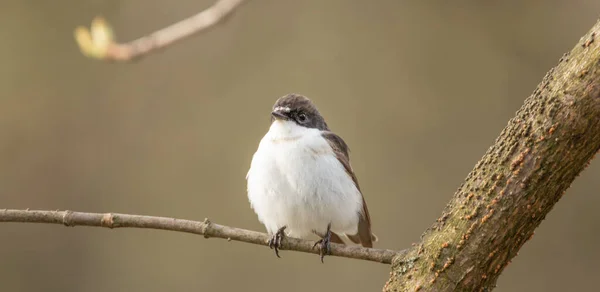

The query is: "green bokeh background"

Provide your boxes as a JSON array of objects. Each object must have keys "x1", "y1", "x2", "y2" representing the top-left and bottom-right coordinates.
[{"x1": 1, "y1": 1, "x2": 599, "y2": 291}]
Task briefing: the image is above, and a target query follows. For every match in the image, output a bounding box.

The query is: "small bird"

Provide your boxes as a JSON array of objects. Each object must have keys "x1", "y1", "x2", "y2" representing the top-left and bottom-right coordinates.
[{"x1": 246, "y1": 93, "x2": 377, "y2": 262}]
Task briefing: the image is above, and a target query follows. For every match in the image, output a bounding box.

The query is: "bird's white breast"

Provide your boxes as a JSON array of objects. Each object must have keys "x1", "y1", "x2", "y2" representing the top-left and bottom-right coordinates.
[{"x1": 246, "y1": 121, "x2": 362, "y2": 238}]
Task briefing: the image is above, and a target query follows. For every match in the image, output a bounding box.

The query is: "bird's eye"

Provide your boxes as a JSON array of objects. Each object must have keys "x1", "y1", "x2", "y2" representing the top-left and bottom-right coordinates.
[{"x1": 297, "y1": 112, "x2": 307, "y2": 123}]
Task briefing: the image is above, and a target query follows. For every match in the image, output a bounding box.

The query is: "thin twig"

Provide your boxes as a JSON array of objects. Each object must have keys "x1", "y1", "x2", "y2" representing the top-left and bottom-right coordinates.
[
  {"x1": 75, "y1": 0, "x2": 248, "y2": 61},
  {"x1": 0, "y1": 209, "x2": 401, "y2": 264}
]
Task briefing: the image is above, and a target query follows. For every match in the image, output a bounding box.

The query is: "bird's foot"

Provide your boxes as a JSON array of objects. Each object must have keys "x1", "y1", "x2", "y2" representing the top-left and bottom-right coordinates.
[
  {"x1": 312, "y1": 223, "x2": 332, "y2": 263},
  {"x1": 268, "y1": 226, "x2": 287, "y2": 258}
]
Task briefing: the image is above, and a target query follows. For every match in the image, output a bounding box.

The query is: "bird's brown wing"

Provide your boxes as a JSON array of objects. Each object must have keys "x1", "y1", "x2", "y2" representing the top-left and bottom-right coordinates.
[{"x1": 321, "y1": 131, "x2": 377, "y2": 247}]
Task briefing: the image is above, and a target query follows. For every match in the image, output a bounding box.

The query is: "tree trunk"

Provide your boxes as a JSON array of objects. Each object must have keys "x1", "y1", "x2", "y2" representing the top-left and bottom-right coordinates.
[{"x1": 384, "y1": 20, "x2": 600, "y2": 292}]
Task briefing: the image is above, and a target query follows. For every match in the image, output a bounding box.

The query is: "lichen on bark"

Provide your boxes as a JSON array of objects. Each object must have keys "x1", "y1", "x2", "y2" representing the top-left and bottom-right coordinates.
[{"x1": 384, "y1": 20, "x2": 600, "y2": 292}]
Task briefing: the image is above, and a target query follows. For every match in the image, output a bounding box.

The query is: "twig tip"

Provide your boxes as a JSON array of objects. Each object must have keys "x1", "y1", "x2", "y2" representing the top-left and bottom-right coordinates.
[{"x1": 74, "y1": 15, "x2": 115, "y2": 60}]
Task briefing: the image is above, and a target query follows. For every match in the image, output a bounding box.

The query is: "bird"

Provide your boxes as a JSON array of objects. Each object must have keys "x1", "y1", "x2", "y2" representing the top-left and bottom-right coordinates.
[{"x1": 246, "y1": 93, "x2": 377, "y2": 262}]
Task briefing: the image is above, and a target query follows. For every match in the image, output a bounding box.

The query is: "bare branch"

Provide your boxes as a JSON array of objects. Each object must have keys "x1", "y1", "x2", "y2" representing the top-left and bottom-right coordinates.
[
  {"x1": 74, "y1": 0, "x2": 248, "y2": 61},
  {"x1": 0, "y1": 209, "x2": 401, "y2": 264}
]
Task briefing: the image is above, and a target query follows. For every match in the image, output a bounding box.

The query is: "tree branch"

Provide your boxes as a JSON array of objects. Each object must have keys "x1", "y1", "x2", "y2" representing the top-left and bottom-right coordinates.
[
  {"x1": 0, "y1": 209, "x2": 400, "y2": 264},
  {"x1": 384, "y1": 20, "x2": 600, "y2": 291},
  {"x1": 74, "y1": 0, "x2": 248, "y2": 61}
]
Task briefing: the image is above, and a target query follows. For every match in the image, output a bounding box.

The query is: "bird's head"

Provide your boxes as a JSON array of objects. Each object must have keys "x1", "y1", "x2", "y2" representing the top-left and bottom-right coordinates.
[{"x1": 270, "y1": 94, "x2": 329, "y2": 131}]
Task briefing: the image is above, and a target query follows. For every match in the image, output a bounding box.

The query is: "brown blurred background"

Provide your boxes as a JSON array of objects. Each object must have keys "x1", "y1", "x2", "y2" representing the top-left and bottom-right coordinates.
[{"x1": 1, "y1": 1, "x2": 599, "y2": 291}]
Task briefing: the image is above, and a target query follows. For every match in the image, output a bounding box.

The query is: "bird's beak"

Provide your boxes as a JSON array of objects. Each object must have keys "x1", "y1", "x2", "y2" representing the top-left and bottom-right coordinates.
[{"x1": 271, "y1": 110, "x2": 289, "y2": 120}]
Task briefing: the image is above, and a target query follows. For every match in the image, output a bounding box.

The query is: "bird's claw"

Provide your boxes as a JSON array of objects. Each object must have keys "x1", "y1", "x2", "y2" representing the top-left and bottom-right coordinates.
[
  {"x1": 268, "y1": 226, "x2": 287, "y2": 258},
  {"x1": 312, "y1": 224, "x2": 332, "y2": 263}
]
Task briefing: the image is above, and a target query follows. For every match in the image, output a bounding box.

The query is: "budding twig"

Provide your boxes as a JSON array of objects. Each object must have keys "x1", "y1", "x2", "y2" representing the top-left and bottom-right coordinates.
[{"x1": 74, "y1": 0, "x2": 248, "y2": 61}]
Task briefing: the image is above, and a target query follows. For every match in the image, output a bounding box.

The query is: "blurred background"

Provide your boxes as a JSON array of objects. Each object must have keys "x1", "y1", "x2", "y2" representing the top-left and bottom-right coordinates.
[{"x1": 1, "y1": 0, "x2": 599, "y2": 291}]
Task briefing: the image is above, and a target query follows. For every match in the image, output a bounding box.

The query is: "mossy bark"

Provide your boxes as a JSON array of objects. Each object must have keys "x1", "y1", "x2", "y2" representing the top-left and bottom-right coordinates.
[{"x1": 384, "y1": 20, "x2": 600, "y2": 292}]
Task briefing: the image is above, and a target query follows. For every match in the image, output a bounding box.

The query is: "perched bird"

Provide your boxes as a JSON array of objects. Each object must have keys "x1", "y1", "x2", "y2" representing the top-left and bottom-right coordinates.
[{"x1": 246, "y1": 93, "x2": 377, "y2": 262}]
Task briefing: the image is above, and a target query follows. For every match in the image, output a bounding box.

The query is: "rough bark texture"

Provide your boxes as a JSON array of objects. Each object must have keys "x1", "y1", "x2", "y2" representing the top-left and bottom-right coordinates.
[{"x1": 384, "y1": 20, "x2": 600, "y2": 292}]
